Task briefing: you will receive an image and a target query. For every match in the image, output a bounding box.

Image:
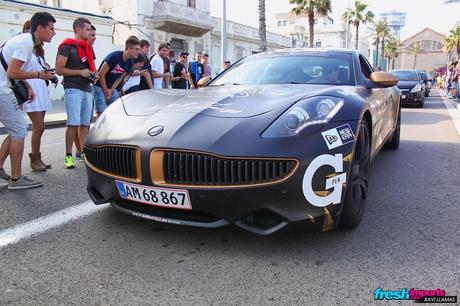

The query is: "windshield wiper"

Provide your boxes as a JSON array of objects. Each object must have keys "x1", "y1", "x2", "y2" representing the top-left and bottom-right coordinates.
[{"x1": 277, "y1": 81, "x2": 305, "y2": 84}]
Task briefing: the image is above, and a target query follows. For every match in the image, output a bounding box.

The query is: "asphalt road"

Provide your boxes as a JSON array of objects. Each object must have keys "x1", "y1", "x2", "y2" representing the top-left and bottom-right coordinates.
[{"x1": 0, "y1": 92, "x2": 459, "y2": 305}]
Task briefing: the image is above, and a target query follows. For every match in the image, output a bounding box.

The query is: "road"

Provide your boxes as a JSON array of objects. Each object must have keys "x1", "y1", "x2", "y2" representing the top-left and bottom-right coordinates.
[{"x1": 0, "y1": 91, "x2": 459, "y2": 305}]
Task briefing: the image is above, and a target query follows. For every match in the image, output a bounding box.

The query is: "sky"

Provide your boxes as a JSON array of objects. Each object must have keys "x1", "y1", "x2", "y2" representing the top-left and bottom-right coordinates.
[{"x1": 210, "y1": 0, "x2": 460, "y2": 40}]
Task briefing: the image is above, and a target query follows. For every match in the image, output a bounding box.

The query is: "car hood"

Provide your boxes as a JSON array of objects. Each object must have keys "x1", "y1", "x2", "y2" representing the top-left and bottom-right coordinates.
[
  {"x1": 121, "y1": 84, "x2": 331, "y2": 118},
  {"x1": 396, "y1": 80, "x2": 419, "y2": 89}
]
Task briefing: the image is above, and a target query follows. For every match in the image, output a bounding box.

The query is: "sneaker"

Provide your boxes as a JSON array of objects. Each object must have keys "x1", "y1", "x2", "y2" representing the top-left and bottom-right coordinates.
[
  {"x1": 79, "y1": 152, "x2": 85, "y2": 162},
  {"x1": 0, "y1": 168, "x2": 10, "y2": 183},
  {"x1": 64, "y1": 155, "x2": 75, "y2": 169},
  {"x1": 75, "y1": 152, "x2": 81, "y2": 159},
  {"x1": 8, "y1": 176, "x2": 43, "y2": 190}
]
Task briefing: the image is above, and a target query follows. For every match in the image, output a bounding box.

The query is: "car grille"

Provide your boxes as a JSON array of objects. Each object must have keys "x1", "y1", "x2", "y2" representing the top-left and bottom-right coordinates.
[
  {"x1": 151, "y1": 150, "x2": 298, "y2": 187},
  {"x1": 84, "y1": 145, "x2": 141, "y2": 181}
]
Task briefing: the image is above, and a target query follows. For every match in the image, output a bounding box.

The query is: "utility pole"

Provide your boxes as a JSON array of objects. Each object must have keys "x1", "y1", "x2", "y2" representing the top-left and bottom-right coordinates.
[{"x1": 221, "y1": 0, "x2": 227, "y2": 69}]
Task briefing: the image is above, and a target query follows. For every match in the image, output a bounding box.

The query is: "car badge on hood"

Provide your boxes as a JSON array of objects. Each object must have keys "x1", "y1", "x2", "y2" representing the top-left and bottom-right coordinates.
[{"x1": 148, "y1": 125, "x2": 164, "y2": 137}]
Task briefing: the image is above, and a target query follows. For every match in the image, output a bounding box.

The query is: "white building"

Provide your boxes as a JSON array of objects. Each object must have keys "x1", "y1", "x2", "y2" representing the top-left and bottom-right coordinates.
[
  {"x1": 269, "y1": 10, "x2": 372, "y2": 60},
  {"x1": 0, "y1": 0, "x2": 117, "y2": 100},
  {"x1": 269, "y1": 12, "x2": 346, "y2": 49}
]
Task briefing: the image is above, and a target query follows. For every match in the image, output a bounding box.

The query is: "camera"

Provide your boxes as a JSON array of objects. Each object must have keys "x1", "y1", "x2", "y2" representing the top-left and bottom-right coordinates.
[
  {"x1": 88, "y1": 72, "x2": 96, "y2": 83},
  {"x1": 44, "y1": 68, "x2": 59, "y2": 86},
  {"x1": 50, "y1": 75, "x2": 59, "y2": 85}
]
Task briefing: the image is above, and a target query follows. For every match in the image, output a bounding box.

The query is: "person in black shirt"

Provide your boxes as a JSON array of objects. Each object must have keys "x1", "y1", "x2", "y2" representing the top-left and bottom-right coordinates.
[{"x1": 172, "y1": 52, "x2": 191, "y2": 89}]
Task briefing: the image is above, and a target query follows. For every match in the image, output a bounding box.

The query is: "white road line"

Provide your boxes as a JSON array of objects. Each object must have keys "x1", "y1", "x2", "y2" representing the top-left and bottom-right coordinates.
[
  {"x1": 439, "y1": 91, "x2": 460, "y2": 137},
  {"x1": 0, "y1": 200, "x2": 108, "y2": 248}
]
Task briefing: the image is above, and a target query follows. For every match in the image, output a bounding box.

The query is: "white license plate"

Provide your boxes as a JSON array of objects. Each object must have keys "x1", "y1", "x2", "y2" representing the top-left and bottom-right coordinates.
[
  {"x1": 116, "y1": 180, "x2": 192, "y2": 210},
  {"x1": 402, "y1": 95, "x2": 406, "y2": 99}
]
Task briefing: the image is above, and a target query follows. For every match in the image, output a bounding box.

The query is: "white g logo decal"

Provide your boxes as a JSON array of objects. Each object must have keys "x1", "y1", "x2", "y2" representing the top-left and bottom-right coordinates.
[{"x1": 302, "y1": 154, "x2": 347, "y2": 207}]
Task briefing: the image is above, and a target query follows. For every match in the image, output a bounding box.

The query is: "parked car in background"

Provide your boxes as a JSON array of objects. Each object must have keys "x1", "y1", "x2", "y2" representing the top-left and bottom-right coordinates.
[
  {"x1": 419, "y1": 71, "x2": 431, "y2": 97},
  {"x1": 390, "y1": 69, "x2": 425, "y2": 108}
]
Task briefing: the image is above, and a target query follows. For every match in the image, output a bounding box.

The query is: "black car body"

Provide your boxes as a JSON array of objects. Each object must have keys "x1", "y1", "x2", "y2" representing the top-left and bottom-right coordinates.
[
  {"x1": 390, "y1": 69, "x2": 425, "y2": 107},
  {"x1": 85, "y1": 49, "x2": 400, "y2": 235}
]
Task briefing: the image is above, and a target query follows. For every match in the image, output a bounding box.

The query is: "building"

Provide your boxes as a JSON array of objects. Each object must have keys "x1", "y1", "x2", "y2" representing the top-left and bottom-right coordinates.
[
  {"x1": 380, "y1": 11, "x2": 406, "y2": 40},
  {"x1": 0, "y1": 0, "x2": 117, "y2": 100},
  {"x1": 18, "y1": 0, "x2": 291, "y2": 73},
  {"x1": 210, "y1": 17, "x2": 291, "y2": 73},
  {"x1": 269, "y1": 11, "x2": 346, "y2": 49},
  {"x1": 393, "y1": 28, "x2": 448, "y2": 73}
]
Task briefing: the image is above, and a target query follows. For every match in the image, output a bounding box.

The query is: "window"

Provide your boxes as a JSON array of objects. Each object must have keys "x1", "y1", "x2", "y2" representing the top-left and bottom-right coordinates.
[
  {"x1": 210, "y1": 54, "x2": 355, "y2": 86},
  {"x1": 359, "y1": 55, "x2": 373, "y2": 80},
  {"x1": 283, "y1": 20, "x2": 287, "y2": 26},
  {"x1": 187, "y1": 0, "x2": 196, "y2": 8},
  {"x1": 278, "y1": 21, "x2": 282, "y2": 27},
  {"x1": 437, "y1": 42, "x2": 443, "y2": 50},
  {"x1": 315, "y1": 41, "x2": 322, "y2": 47},
  {"x1": 314, "y1": 19, "x2": 318, "y2": 24},
  {"x1": 420, "y1": 40, "x2": 431, "y2": 50}
]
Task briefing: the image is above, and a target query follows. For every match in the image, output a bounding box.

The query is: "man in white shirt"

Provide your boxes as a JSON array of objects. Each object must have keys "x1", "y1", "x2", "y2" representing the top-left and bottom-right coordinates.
[
  {"x1": 150, "y1": 43, "x2": 171, "y2": 89},
  {"x1": 0, "y1": 12, "x2": 56, "y2": 190}
]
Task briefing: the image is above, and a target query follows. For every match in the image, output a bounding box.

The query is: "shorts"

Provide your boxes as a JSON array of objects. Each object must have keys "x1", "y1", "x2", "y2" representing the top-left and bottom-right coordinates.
[
  {"x1": 0, "y1": 92, "x2": 28, "y2": 139},
  {"x1": 93, "y1": 86, "x2": 121, "y2": 113},
  {"x1": 64, "y1": 88, "x2": 93, "y2": 126}
]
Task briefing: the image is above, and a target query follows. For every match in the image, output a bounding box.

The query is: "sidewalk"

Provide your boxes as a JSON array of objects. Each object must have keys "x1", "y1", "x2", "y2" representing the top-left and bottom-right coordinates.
[
  {"x1": 438, "y1": 89, "x2": 460, "y2": 137},
  {"x1": 0, "y1": 99, "x2": 68, "y2": 135}
]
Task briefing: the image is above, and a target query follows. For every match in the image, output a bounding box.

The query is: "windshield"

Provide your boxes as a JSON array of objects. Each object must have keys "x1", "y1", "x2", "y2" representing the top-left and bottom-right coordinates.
[
  {"x1": 210, "y1": 53, "x2": 354, "y2": 86},
  {"x1": 391, "y1": 70, "x2": 419, "y2": 81}
]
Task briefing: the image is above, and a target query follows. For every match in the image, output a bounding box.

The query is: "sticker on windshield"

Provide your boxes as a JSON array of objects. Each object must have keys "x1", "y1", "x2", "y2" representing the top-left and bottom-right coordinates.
[{"x1": 321, "y1": 124, "x2": 355, "y2": 150}]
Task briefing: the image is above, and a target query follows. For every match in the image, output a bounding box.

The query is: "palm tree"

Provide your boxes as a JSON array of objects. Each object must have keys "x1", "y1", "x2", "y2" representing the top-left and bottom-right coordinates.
[
  {"x1": 342, "y1": 0, "x2": 375, "y2": 50},
  {"x1": 372, "y1": 20, "x2": 389, "y2": 68},
  {"x1": 258, "y1": 0, "x2": 267, "y2": 52},
  {"x1": 384, "y1": 37, "x2": 400, "y2": 70},
  {"x1": 448, "y1": 26, "x2": 460, "y2": 60},
  {"x1": 410, "y1": 43, "x2": 423, "y2": 69},
  {"x1": 289, "y1": 0, "x2": 332, "y2": 48}
]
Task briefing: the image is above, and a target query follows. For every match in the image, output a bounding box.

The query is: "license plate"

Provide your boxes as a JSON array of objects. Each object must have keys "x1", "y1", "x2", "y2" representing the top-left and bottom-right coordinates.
[
  {"x1": 116, "y1": 180, "x2": 192, "y2": 210},
  {"x1": 402, "y1": 95, "x2": 406, "y2": 99}
]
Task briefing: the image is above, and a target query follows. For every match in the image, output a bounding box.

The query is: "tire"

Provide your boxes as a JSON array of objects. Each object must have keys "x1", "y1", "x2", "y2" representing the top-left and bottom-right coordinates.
[
  {"x1": 384, "y1": 108, "x2": 400, "y2": 150},
  {"x1": 418, "y1": 97, "x2": 424, "y2": 108},
  {"x1": 339, "y1": 120, "x2": 371, "y2": 229}
]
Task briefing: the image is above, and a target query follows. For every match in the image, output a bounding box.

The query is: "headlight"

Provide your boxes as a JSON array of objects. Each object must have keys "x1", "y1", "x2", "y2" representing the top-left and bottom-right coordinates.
[
  {"x1": 411, "y1": 83, "x2": 422, "y2": 93},
  {"x1": 262, "y1": 96, "x2": 344, "y2": 138}
]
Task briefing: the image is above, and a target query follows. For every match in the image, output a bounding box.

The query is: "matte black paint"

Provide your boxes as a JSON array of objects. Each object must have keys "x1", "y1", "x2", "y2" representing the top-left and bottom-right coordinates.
[{"x1": 85, "y1": 49, "x2": 400, "y2": 234}]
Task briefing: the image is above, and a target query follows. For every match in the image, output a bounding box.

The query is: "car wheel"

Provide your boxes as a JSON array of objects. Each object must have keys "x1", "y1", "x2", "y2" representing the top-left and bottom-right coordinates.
[
  {"x1": 418, "y1": 98, "x2": 424, "y2": 108},
  {"x1": 339, "y1": 119, "x2": 371, "y2": 229},
  {"x1": 384, "y1": 108, "x2": 401, "y2": 150}
]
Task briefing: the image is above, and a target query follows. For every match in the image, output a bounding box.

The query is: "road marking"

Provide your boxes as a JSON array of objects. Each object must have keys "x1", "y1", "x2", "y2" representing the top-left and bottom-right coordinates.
[
  {"x1": 0, "y1": 200, "x2": 108, "y2": 248},
  {"x1": 439, "y1": 91, "x2": 460, "y2": 137}
]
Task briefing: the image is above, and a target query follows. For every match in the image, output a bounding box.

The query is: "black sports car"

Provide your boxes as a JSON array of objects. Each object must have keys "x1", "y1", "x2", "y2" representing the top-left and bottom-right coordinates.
[{"x1": 85, "y1": 49, "x2": 400, "y2": 235}]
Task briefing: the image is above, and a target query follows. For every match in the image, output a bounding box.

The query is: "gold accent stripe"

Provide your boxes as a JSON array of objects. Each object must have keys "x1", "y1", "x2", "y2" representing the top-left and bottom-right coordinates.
[
  {"x1": 150, "y1": 148, "x2": 299, "y2": 189},
  {"x1": 322, "y1": 207, "x2": 334, "y2": 232}
]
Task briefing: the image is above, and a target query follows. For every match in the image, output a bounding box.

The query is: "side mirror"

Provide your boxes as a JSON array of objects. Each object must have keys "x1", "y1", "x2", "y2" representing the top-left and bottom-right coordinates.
[{"x1": 370, "y1": 71, "x2": 398, "y2": 88}]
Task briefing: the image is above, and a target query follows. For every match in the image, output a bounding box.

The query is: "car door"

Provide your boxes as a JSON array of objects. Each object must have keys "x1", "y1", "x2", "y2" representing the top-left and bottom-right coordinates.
[{"x1": 357, "y1": 55, "x2": 393, "y2": 152}]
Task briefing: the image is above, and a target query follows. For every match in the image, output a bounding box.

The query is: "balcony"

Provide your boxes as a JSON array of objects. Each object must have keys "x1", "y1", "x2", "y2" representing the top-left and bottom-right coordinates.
[{"x1": 150, "y1": 1, "x2": 213, "y2": 37}]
